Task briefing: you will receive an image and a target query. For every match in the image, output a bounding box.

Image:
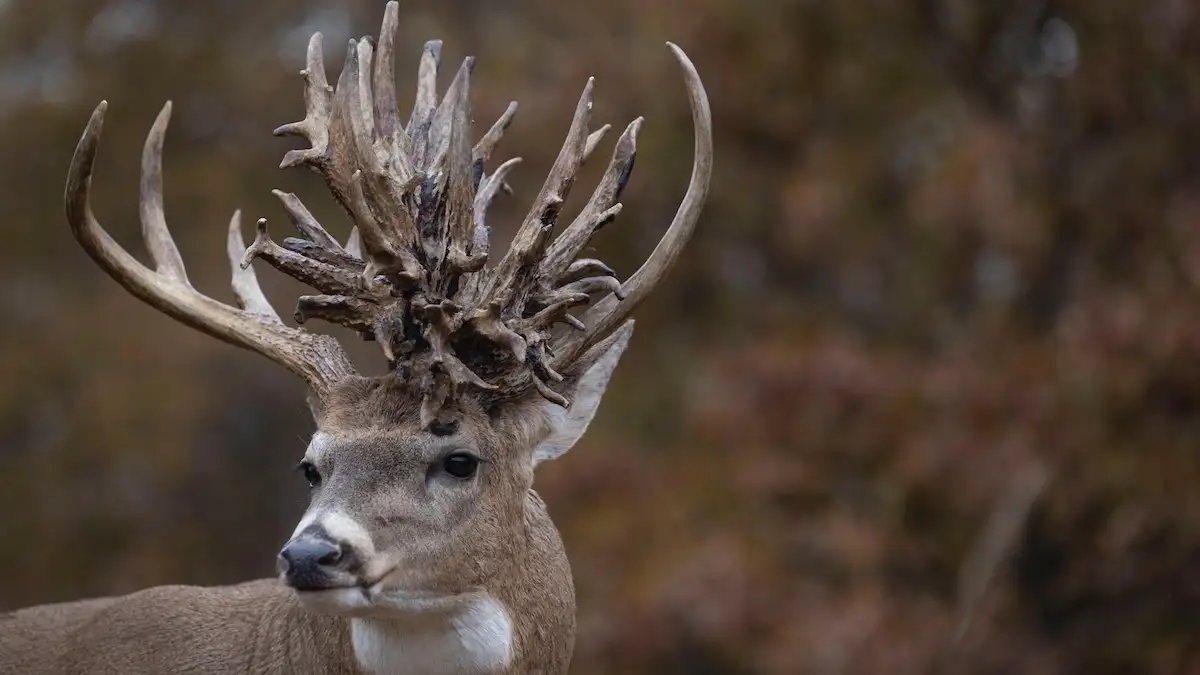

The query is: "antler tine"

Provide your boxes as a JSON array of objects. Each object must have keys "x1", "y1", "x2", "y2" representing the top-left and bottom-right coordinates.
[
  {"x1": 582, "y1": 123, "x2": 612, "y2": 163},
  {"x1": 348, "y1": 170, "x2": 422, "y2": 287},
  {"x1": 540, "y1": 117, "x2": 641, "y2": 283},
  {"x1": 66, "y1": 102, "x2": 356, "y2": 399},
  {"x1": 272, "y1": 190, "x2": 345, "y2": 253},
  {"x1": 274, "y1": 36, "x2": 360, "y2": 220},
  {"x1": 409, "y1": 39, "x2": 443, "y2": 168},
  {"x1": 551, "y1": 43, "x2": 712, "y2": 368},
  {"x1": 475, "y1": 157, "x2": 522, "y2": 229},
  {"x1": 275, "y1": 33, "x2": 332, "y2": 170},
  {"x1": 373, "y1": 2, "x2": 403, "y2": 146},
  {"x1": 333, "y1": 37, "x2": 423, "y2": 289},
  {"x1": 480, "y1": 78, "x2": 596, "y2": 312},
  {"x1": 560, "y1": 258, "x2": 615, "y2": 284},
  {"x1": 474, "y1": 101, "x2": 518, "y2": 165},
  {"x1": 441, "y1": 58, "x2": 485, "y2": 288},
  {"x1": 454, "y1": 156, "x2": 522, "y2": 304},
  {"x1": 346, "y1": 37, "x2": 379, "y2": 179},
  {"x1": 473, "y1": 158, "x2": 521, "y2": 250},
  {"x1": 241, "y1": 216, "x2": 364, "y2": 296},
  {"x1": 374, "y1": 1, "x2": 415, "y2": 183},
  {"x1": 226, "y1": 210, "x2": 280, "y2": 321},
  {"x1": 294, "y1": 294, "x2": 375, "y2": 333},
  {"x1": 417, "y1": 57, "x2": 476, "y2": 278},
  {"x1": 345, "y1": 226, "x2": 363, "y2": 259},
  {"x1": 427, "y1": 57, "x2": 476, "y2": 176},
  {"x1": 141, "y1": 102, "x2": 189, "y2": 285}
]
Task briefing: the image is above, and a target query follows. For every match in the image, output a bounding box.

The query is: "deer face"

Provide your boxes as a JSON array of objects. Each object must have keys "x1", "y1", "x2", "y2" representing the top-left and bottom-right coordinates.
[{"x1": 276, "y1": 326, "x2": 632, "y2": 618}]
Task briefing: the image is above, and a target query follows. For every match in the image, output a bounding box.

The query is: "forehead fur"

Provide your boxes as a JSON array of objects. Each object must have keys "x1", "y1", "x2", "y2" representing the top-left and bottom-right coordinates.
[
  {"x1": 321, "y1": 375, "x2": 445, "y2": 431},
  {"x1": 318, "y1": 375, "x2": 552, "y2": 447}
]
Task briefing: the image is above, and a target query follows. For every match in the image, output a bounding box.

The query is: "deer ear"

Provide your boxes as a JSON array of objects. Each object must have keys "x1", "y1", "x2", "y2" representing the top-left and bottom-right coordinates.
[{"x1": 532, "y1": 320, "x2": 635, "y2": 467}]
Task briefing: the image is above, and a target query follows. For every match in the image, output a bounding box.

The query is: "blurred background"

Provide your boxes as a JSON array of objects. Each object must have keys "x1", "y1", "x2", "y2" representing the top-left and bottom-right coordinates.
[{"x1": 2, "y1": 0, "x2": 1199, "y2": 672}]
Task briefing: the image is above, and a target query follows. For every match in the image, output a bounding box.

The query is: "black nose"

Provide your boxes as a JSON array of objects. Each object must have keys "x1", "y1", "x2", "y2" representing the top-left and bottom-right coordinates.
[{"x1": 277, "y1": 534, "x2": 346, "y2": 590}]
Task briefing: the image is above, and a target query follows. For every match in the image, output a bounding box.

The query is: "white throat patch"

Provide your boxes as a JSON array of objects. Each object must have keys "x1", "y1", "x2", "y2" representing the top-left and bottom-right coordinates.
[{"x1": 350, "y1": 596, "x2": 514, "y2": 674}]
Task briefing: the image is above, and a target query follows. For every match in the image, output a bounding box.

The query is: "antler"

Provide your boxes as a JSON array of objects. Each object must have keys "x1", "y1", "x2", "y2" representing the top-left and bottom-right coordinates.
[
  {"x1": 259, "y1": 1, "x2": 712, "y2": 422},
  {"x1": 65, "y1": 0, "x2": 711, "y2": 425},
  {"x1": 550, "y1": 43, "x2": 712, "y2": 367},
  {"x1": 64, "y1": 101, "x2": 356, "y2": 401}
]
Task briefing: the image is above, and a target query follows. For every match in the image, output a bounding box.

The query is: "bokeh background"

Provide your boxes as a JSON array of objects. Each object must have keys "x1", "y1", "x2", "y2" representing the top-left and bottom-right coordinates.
[{"x1": 3, "y1": 0, "x2": 1200, "y2": 672}]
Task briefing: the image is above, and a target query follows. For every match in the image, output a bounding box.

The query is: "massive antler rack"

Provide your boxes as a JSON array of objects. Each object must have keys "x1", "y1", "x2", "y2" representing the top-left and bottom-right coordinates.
[{"x1": 64, "y1": 1, "x2": 711, "y2": 426}]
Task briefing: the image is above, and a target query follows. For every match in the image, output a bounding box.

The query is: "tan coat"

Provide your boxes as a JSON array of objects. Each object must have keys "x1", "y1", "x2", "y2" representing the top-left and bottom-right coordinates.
[{"x1": 1, "y1": 491, "x2": 574, "y2": 675}]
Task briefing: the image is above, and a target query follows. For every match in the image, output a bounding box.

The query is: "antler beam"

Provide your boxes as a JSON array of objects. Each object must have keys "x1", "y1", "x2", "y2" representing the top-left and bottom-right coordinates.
[{"x1": 64, "y1": 102, "x2": 356, "y2": 400}]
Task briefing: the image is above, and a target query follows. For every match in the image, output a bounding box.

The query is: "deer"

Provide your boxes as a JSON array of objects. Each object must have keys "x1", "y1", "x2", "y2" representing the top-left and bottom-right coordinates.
[{"x1": 0, "y1": 3, "x2": 710, "y2": 674}]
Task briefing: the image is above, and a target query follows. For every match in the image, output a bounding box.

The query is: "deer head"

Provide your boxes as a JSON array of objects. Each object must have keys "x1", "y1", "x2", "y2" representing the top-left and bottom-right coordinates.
[{"x1": 64, "y1": 0, "x2": 710, "y2": 624}]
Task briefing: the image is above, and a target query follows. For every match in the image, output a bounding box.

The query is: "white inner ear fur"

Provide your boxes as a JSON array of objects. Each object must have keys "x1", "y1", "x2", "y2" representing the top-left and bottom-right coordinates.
[{"x1": 532, "y1": 321, "x2": 634, "y2": 467}]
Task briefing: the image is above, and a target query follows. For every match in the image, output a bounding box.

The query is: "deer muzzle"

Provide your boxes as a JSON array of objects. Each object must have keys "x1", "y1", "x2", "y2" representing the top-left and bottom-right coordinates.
[{"x1": 278, "y1": 526, "x2": 362, "y2": 591}]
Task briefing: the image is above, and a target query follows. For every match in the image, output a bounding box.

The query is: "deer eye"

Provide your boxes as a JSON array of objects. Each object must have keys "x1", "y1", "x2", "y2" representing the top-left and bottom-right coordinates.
[
  {"x1": 442, "y1": 453, "x2": 479, "y2": 480},
  {"x1": 296, "y1": 461, "x2": 322, "y2": 488}
]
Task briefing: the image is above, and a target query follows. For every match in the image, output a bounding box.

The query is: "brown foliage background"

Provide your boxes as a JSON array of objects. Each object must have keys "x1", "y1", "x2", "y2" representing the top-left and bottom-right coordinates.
[{"x1": 3, "y1": 0, "x2": 1200, "y2": 672}]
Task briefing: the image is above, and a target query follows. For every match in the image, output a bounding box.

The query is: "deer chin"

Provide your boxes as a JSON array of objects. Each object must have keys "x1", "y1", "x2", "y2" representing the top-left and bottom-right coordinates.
[
  {"x1": 289, "y1": 563, "x2": 478, "y2": 618},
  {"x1": 293, "y1": 581, "x2": 485, "y2": 619}
]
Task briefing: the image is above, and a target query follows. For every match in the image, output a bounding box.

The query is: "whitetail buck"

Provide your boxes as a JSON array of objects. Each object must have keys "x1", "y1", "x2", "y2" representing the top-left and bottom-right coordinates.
[{"x1": 0, "y1": 3, "x2": 709, "y2": 674}]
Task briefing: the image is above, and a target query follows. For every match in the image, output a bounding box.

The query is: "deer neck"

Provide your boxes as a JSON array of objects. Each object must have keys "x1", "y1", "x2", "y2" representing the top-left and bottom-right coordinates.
[
  {"x1": 339, "y1": 490, "x2": 573, "y2": 675},
  {"x1": 349, "y1": 595, "x2": 513, "y2": 675},
  {"x1": 248, "y1": 578, "x2": 513, "y2": 675}
]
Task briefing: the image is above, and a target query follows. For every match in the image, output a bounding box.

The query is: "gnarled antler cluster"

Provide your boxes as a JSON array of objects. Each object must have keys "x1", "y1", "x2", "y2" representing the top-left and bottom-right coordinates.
[{"x1": 64, "y1": 0, "x2": 711, "y2": 426}]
